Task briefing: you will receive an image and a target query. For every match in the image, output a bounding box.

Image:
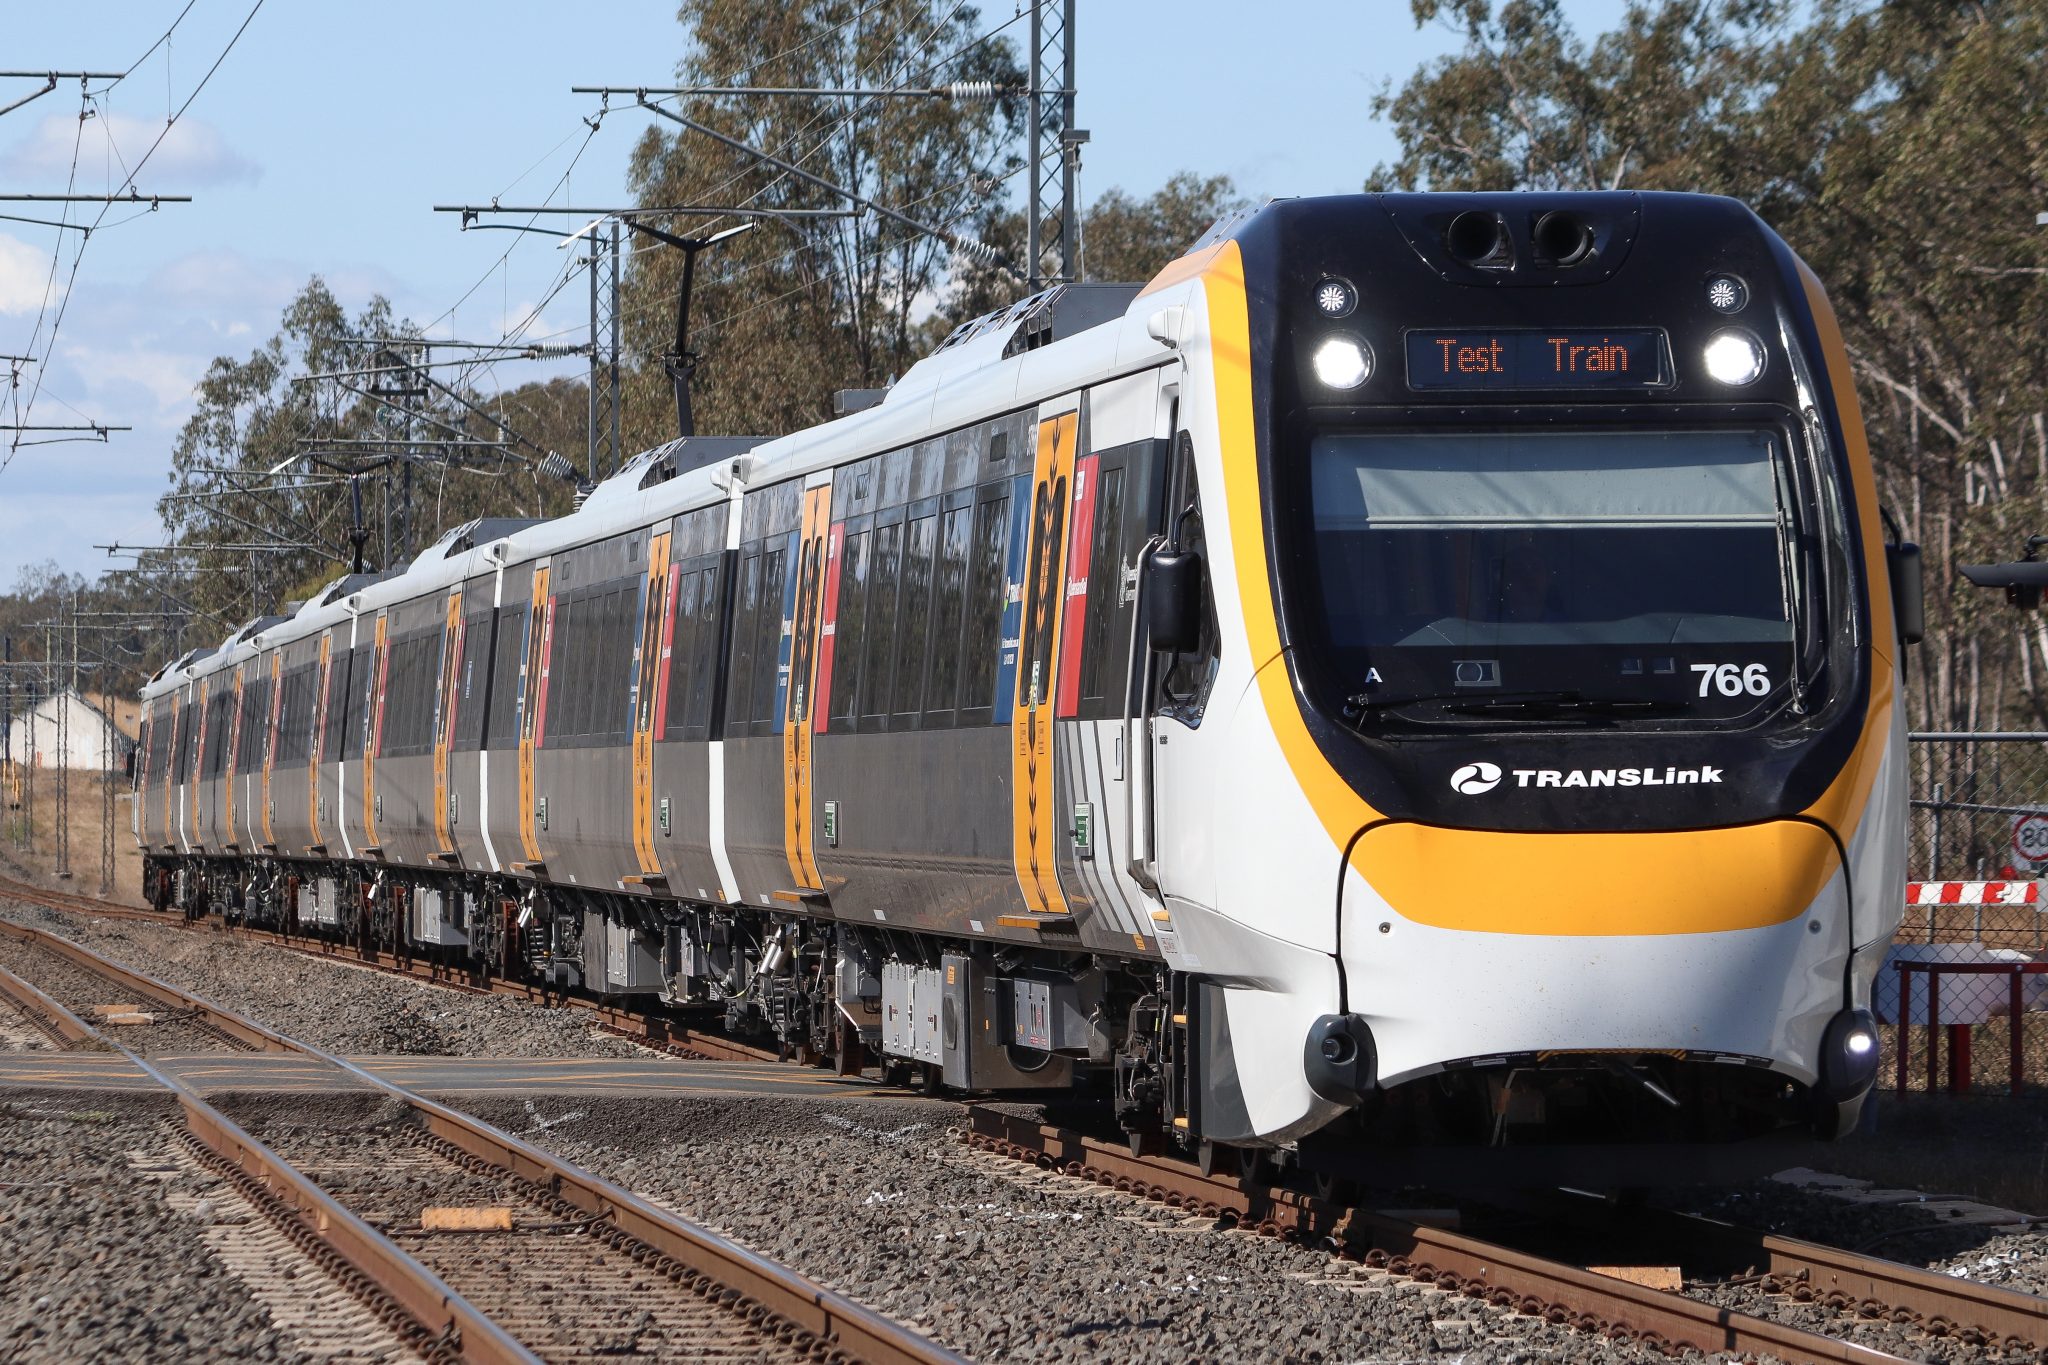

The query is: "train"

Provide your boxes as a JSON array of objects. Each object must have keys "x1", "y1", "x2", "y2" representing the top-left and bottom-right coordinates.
[{"x1": 135, "y1": 191, "x2": 1920, "y2": 1185}]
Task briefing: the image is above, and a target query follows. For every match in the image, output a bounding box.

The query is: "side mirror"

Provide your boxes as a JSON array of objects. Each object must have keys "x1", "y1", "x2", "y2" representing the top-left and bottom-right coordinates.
[
  {"x1": 1886, "y1": 542, "x2": 1924, "y2": 646},
  {"x1": 1146, "y1": 546, "x2": 1204, "y2": 654}
]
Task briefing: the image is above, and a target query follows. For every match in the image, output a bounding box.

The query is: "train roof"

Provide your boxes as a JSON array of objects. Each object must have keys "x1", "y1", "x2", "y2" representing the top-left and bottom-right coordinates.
[{"x1": 140, "y1": 267, "x2": 1195, "y2": 701}]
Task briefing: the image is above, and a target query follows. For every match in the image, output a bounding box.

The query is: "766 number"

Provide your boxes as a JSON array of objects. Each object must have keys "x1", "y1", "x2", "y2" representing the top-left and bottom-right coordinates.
[{"x1": 1691, "y1": 662, "x2": 1771, "y2": 698}]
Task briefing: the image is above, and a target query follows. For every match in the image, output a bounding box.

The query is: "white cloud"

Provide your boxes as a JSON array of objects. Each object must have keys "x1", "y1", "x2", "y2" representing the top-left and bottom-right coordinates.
[
  {"x1": 0, "y1": 233, "x2": 52, "y2": 314},
  {"x1": 58, "y1": 342, "x2": 202, "y2": 411},
  {"x1": 2, "y1": 111, "x2": 259, "y2": 189}
]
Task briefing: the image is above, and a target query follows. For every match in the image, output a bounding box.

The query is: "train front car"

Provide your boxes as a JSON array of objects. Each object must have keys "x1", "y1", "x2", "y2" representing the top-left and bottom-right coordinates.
[{"x1": 1160, "y1": 192, "x2": 1911, "y2": 1182}]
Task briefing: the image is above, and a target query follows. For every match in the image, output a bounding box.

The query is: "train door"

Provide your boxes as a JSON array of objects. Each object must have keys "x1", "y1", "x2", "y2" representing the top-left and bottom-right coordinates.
[
  {"x1": 260, "y1": 650, "x2": 283, "y2": 852},
  {"x1": 191, "y1": 676, "x2": 212, "y2": 851},
  {"x1": 515, "y1": 561, "x2": 553, "y2": 873},
  {"x1": 782, "y1": 481, "x2": 831, "y2": 891},
  {"x1": 630, "y1": 523, "x2": 675, "y2": 886},
  {"x1": 447, "y1": 579, "x2": 493, "y2": 874},
  {"x1": 1141, "y1": 424, "x2": 1223, "y2": 921},
  {"x1": 1048, "y1": 372, "x2": 1176, "y2": 953},
  {"x1": 1009, "y1": 400, "x2": 1083, "y2": 923},
  {"x1": 311, "y1": 631, "x2": 335, "y2": 854},
  {"x1": 225, "y1": 665, "x2": 246, "y2": 848},
  {"x1": 430, "y1": 587, "x2": 466, "y2": 867}
]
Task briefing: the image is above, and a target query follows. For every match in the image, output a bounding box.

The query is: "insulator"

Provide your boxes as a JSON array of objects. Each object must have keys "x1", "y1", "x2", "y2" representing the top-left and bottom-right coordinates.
[
  {"x1": 942, "y1": 81, "x2": 1001, "y2": 102},
  {"x1": 951, "y1": 237, "x2": 1001, "y2": 265}
]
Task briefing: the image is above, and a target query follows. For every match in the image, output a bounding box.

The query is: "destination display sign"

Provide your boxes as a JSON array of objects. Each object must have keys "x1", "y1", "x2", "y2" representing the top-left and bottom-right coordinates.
[{"x1": 1405, "y1": 328, "x2": 1668, "y2": 391}]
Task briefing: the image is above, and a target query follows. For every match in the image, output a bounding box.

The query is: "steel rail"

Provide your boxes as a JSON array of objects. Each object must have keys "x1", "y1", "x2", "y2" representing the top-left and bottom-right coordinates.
[
  {"x1": 0, "y1": 912, "x2": 961, "y2": 1365},
  {"x1": 1635, "y1": 1206, "x2": 2048, "y2": 1355},
  {"x1": 963, "y1": 1108, "x2": 1911, "y2": 1365},
  {"x1": 0, "y1": 957, "x2": 536, "y2": 1364},
  {"x1": 0, "y1": 918, "x2": 295, "y2": 1052},
  {"x1": 0, "y1": 957, "x2": 105, "y2": 1046},
  {"x1": 0, "y1": 875, "x2": 785, "y2": 1061}
]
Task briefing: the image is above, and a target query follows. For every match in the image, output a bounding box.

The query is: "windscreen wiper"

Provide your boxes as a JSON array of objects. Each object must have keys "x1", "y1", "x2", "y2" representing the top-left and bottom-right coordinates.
[
  {"x1": 1342, "y1": 689, "x2": 1686, "y2": 721},
  {"x1": 1442, "y1": 691, "x2": 1689, "y2": 717}
]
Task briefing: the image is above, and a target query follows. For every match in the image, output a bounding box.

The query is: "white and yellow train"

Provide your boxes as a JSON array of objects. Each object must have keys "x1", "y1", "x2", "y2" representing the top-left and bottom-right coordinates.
[{"x1": 137, "y1": 192, "x2": 1917, "y2": 1183}]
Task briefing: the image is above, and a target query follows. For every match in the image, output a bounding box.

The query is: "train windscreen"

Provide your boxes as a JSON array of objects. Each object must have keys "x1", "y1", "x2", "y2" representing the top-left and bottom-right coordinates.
[{"x1": 1309, "y1": 427, "x2": 1804, "y2": 723}]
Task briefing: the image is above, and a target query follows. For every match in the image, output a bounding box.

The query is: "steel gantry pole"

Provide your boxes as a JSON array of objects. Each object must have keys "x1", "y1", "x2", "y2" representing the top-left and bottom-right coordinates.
[
  {"x1": 1026, "y1": 0, "x2": 1080, "y2": 288},
  {"x1": 609, "y1": 220, "x2": 622, "y2": 476}
]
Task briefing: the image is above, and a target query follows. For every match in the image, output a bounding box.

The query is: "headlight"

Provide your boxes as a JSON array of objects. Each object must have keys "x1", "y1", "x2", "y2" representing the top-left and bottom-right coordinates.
[
  {"x1": 1312, "y1": 335, "x2": 1371, "y2": 390},
  {"x1": 1703, "y1": 329, "x2": 1765, "y2": 385}
]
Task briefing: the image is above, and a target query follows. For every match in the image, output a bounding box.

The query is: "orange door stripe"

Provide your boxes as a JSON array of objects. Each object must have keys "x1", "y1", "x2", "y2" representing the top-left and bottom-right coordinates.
[
  {"x1": 633, "y1": 531, "x2": 672, "y2": 876},
  {"x1": 784, "y1": 486, "x2": 832, "y2": 888},
  {"x1": 433, "y1": 590, "x2": 463, "y2": 856},
  {"x1": 1010, "y1": 410, "x2": 1080, "y2": 916}
]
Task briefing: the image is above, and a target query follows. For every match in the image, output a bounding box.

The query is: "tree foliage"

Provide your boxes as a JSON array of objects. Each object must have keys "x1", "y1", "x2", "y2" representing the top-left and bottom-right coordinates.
[
  {"x1": 158, "y1": 279, "x2": 584, "y2": 636},
  {"x1": 1371, "y1": 0, "x2": 2048, "y2": 727},
  {"x1": 926, "y1": 172, "x2": 1251, "y2": 344},
  {"x1": 618, "y1": 0, "x2": 1024, "y2": 447}
]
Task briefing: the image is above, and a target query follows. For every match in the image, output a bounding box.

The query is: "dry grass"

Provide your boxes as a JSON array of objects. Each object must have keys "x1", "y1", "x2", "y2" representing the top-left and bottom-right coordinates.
[{"x1": 0, "y1": 767, "x2": 145, "y2": 907}]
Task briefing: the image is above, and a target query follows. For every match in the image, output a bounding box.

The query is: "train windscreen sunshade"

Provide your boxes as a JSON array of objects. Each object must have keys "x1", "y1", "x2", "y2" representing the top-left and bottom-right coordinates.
[{"x1": 1310, "y1": 427, "x2": 1799, "y2": 721}]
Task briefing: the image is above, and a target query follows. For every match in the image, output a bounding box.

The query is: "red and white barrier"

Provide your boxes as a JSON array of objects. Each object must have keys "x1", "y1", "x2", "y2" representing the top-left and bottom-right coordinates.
[{"x1": 1907, "y1": 881, "x2": 2041, "y2": 907}]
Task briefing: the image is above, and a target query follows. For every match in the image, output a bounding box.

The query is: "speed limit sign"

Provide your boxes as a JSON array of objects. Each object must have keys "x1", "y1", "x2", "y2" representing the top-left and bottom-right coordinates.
[{"x1": 2013, "y1": 813, "x2": 2048, "y2": 866}]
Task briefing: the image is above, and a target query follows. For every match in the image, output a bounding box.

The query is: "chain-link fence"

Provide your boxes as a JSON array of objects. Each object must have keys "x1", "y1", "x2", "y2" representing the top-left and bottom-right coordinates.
[{"x1": 1884, "y1": 733, "x2": 2048, "y2": 1095}]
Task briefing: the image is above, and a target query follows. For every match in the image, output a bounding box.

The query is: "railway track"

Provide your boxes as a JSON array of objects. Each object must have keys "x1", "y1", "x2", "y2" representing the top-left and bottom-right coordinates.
[
  {"x1": 0, "y1": 915, "x2": 960, "y2": 1365},
  {"x1": 961, "y1": 1108, "x2": 2048, "y2": 1363},
  {"x1": 0, "y1": 873, "x2": 783, "y2": 1063},
  {"x1": 14, "y1": 872, "x2": 2048, "y2": 1361}
]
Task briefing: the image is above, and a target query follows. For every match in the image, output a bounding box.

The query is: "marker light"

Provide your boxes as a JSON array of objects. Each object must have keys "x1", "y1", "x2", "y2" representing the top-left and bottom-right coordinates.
[
  {"x1": 1844, "y1": 1028, "x2": 1876, "y2": 1057},
  {"x1": 1313, "y1": 277, "x2": 1357, "y2": 318},
  {"x1": 1312, "y1": 336, "x2": 1371, "y2": 390},
  {"x1": 1703, "y1": 329, "x2": 1765, "y2": 386},
  {"x1": 1707, "y1": 274, "x2": 1748, "y2": 313}
]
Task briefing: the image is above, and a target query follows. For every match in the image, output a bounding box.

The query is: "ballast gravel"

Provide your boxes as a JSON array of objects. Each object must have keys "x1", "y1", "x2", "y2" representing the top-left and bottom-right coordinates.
[
  {"x1": 10, "y1": 894, "x2": 2047, "y2": 1359},
  {"x1": 444, "y1": 1092, "x2": 1684, "y2": 1365},
  {"x1": 0, "y1": 937, "x2": 242, "y2": 1054},
  {"x1": 0, "y1": 1093, "x2": 301, "y2": 1362},
  {"x1": 1676, "y1": 1177, "x2": 2048, "y2": 1360},
  {"x1": 0, "y1": 898, "x2": 642, "y2": 1060}
]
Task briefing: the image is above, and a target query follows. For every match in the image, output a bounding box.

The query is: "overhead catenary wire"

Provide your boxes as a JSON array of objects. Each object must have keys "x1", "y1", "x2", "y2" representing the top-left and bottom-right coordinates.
[
  {"x1": 7, "y1": 0, "x2": 267, "y2": 471},
  {"x1": 436, "y1": 1, "x2": 1024, "y2": 458}
]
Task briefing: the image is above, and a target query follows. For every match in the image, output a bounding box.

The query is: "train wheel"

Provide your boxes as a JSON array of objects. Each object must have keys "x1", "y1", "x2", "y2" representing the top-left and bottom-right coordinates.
[{"x1": 1197, "y1": 1140, "x2": 1236, "y2": 1178}]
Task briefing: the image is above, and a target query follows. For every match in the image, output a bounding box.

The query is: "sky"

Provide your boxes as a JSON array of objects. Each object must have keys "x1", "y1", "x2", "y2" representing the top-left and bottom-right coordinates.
[{"x1": 0, "y1": 0, "x2": 1631, "y2": 587}]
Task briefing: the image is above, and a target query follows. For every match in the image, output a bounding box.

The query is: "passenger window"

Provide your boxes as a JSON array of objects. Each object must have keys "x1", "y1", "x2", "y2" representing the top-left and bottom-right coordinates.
[
  {"x1": 484, "y1": 608, "x2": 523, "y2": 747},
  {"x1": 686, "y1": 566, "x2": 719, "y2": 737},
  {"x1": 832, "y1": 530, "x2": 871, "y2": 725},
  {"x1": 925, "y1": 504, "x2": 972, "y2": 725},
  {"x1": 750, "y1": 546, "x2": 786, "y2": 735},
  {"x1": 1079, "y1": 465, "x2": 1128, "y2": 711},
  {"x1": 863, "y1": 519, "x2": 902, "y2": 727},
  {"x1": 960, "y1": 492, "x2": 1011, "y2": 719},
  {"x1": 726, "y1": 552, "x2": 761, "y2": 738},
  {"x1": 894, "y1": 513, "x2": 937, "y2": 724}
]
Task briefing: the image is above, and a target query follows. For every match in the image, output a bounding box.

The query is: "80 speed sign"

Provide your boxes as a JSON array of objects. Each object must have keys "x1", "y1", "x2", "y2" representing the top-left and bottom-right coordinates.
[{"x1": 2013, "y1": 813, "x2": 2048, "y2": 865}]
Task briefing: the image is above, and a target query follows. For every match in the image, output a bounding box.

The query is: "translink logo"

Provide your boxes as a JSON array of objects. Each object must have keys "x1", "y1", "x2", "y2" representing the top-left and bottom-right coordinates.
[{"x1": 1449, "y1": 763, "x2": 1727, "y2": 793}]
